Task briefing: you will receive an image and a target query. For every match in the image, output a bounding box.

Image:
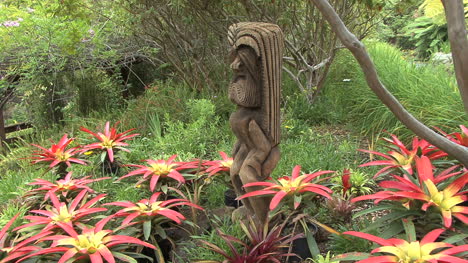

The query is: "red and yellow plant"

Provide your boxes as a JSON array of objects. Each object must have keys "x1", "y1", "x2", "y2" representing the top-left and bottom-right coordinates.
[
  {"x1": 353, "y1": 156, "x2": 468, "y2": 228},
  {"x1": 21, "y1": 216, "x2": 155, "y2": 263},
  {"x1": 15, "y1": 190, "x2": 107, "y2": 233},
  {"x1": 80, "y1": 121, "x2": 138, "y2": 163},
  {"x1": 437, "y1": 125, "x2": 468, "y2": 147},
  {"x1": 351, "y1": 173, "x2": 429, "y2": 208},
  {"x1": 105, "y1": 192, "x2": 202, "y2": 240},
  {"x1": 119, "y1": 155, "x2": 189, "y2": 192},
  {"x1": 27, "y1": 172, "x2": 110, "y2": 201},
  {"x1": 359, "y1": 134, "x2": 445, "y2": 178},
  {"x1": 0, "y1": 213, "x2": 52, "y2": 263},
  {"x1": 203, "y1": 151, "x2": 233, "y2": 176},
  {"x1": 31, "y1": 134, "x2": 86, "y2": 168},
  {"x1": 239, "y1": 165, "x2": 334, "y2": 210},
  {"x1": 344, "y1": 228, "x2": 468, "y2": 263},
  {"x1": 417, "y1": 156, "x2": 468, "y2": 228}
]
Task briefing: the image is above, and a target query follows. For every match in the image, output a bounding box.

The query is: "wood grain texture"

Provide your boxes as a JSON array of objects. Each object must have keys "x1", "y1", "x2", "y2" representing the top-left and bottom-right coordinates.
[{"x1": 228, "y1": 22, "x2": 283, "y2": 224}]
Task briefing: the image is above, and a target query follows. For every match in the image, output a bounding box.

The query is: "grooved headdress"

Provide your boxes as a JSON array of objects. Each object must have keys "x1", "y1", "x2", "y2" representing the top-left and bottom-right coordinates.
[{"x1": 228, "y1": 22, "x2": 283, "y2": 146}]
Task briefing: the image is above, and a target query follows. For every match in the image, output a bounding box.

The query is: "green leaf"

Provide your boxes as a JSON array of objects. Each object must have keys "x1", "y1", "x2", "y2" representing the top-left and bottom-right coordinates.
[
  {"x1": 143, "y1": 220, "x2": 152, "y2": 241},
  {"x1": 125, "y1": 252, "x2": 155, "y2": 262},
  {"x1": 352, "y1": 204, "x2": 396, "y2": 219},
  {"x1": 379, "y1": 220, "x2": 404, "y2": 239},
  {"x1": 442, "y1": 234, "x2": 468, "y2": 244},
  {"x1": 161, "y1": 184, "x2": 168, "y2": 194},
  {"x1": 154, "y1": 224, "x2": 167, "y2": 239},
  {"x1": 111, "y1": 251, "x2": 138, "y2": 263},
  {"x1": 402, "y1": 218, "x2": 416, "y2": 242},
  {"x1": 306, "y1": 230, "x2": 320, "y2": 259},
  {"x1": 153, "y1": 241, "x2": 166, "y2": 263},
  {"x1": 334, "y1": 252, "x2": 371, "y2": 261},
  {"x1": 100, "y1": 151, "x2": 106, "y2": 163},
  {"x1": 294, "y1": 194, "x2": 302, "y2": 208},
  {"x1": 363, "y1": 210, "x2": 420, "y2": 232}
]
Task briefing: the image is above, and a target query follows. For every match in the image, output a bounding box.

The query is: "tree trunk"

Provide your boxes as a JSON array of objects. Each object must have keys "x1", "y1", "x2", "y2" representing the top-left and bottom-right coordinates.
[
  {"x1": 442, "y1": 0, "x2": 468, "y2": 113},
  {"x1": 310, "y1": 0, "x2": 468, "y2": 167}
]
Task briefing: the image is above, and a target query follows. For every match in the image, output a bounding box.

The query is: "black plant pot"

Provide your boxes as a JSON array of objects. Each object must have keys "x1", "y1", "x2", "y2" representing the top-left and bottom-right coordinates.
[
  {"x1": 102, "y1": 158, "x2": 120, "y2": 175},
  {"x1": 287, "y1": 237, "x2": 312, "y2": 262},
  {"x1": 286, "y1": 223, "x2": 318, "y2": 263},
  {"x1": 224, "y1": 189, "x2": 242, "y2": 208},
  {"x1": 137, "y1": 239, "x2": 172, "y2": 263}
]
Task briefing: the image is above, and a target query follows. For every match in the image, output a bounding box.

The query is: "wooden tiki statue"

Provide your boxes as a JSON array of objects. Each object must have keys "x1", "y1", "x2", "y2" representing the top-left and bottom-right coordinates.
[{"x1": 227, "y1": 22, "x2": 283, "y2": 223}]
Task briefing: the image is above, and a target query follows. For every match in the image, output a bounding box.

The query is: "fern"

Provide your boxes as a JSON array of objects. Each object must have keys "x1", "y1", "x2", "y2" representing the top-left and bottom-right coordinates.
[{"x1": 0, "y1": 141, "x2": 31, "y2": 173}]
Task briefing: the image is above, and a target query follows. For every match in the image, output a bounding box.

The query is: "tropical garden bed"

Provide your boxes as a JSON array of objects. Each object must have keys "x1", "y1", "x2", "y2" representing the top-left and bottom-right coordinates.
[{"x1": 0, "y1": 111, "x2": 467, "y2": 262}]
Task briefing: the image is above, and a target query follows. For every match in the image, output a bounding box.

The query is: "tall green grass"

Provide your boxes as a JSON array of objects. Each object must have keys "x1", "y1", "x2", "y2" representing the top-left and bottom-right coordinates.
[{"x1": 322, "y1": 41, "x2": 467, "y2": 140}]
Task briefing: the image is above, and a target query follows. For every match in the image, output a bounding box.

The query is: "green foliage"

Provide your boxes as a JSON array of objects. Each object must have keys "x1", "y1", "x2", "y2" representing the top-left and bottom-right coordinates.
[
  {"x1": 403, "y1": 16, "x2": 447, "y2": 58},
  {"x1": 0, "y1": 140, "x2": 31, "y2": 173},
  {"x1": 375, "y1": 0, "x2": 422, "y2": 49},
  {"x1": 276, "y1": 125, "x2": 364, "y2": 176},
  {"x1": 126, "y1": 98, "x2": 232, "y2": 162},
  {"x1": 121, "y1": 82, "x2": 195, "y2": 136},
  {"x1": 329, "y1": 223, "x2": 375, "y2": 254},
  {"x1": 184, "y1": 216, "x2": 245, "y2": 262},
  {"x1": 202, "y1": 183, "x2": 228, "y2": 210},
  {"x1": 322, "y1": 41, "x2": 467, "y2": 140},
  {"x1": 330, "y1": 170, "x2": 374, "y2": 197},
  {"x1": 377, "y1": 0, "x2": 468, "y2": 58},
  {"x1": 283, "y1": 92, "x2": 348, "y2": 125},
  {"x1": 310, "y1": 251, "x2": 340, "y2": 263},
  {"x1": 0, "y1": 0, "x2": 133, "y2": 126}
]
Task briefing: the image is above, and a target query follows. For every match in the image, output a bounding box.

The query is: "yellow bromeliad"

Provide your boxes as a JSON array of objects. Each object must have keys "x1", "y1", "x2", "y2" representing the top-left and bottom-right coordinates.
[
  {"x1": 119, "y1": 155, "x2": 188, "y2": 192},
  {"x1": 204, "y1": 151, "x2": 234, "y2": 176},
  {"x1": 105, "y1": 192, "x2": 202, "y2": 225},
  {"x1": 14, "y1": 190, "x2": 107, "y2": 233},
  {"x1": 58, "y1": 230, "x2": 110, "y2": 254},
  {"x1": 415, "y1": 156, "x2": 468, "y2": 228},
  {"x1": 80, "y1": 121, "x2": 139, "y2": 163},
  {"x1": 21, "y1": 216, "x2": 155, "y2": 263},
  {"x1": 239, "y1": 165, "x2": 334, "y2": 210},
  {"x1": 422, "y1": 177, "x2": 468, "y2": 228},
  {"x1": 344, "y1": 228, "x2": 468, "y2": 263}
]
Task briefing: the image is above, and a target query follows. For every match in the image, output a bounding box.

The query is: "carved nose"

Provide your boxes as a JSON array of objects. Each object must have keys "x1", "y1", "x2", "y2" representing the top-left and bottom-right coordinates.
[{"x1": 230, "y1": 56, "x2": 242, "y2": 71}]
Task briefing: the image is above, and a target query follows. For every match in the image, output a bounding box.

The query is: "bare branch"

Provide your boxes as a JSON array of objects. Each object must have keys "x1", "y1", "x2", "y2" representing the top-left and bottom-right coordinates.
[{"x1": 310, "y1": 0, "x2": 468, "y2": 166}]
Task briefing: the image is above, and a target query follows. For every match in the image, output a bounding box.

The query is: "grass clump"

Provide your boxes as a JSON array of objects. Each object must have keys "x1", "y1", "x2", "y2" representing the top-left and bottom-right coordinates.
[{"x1": 322, "y1": 40, "x2": 467, "y2": 140}]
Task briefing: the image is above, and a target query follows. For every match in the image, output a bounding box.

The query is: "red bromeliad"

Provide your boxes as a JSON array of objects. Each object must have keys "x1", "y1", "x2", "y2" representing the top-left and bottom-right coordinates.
[
  {"x1": 80, "y1": 121, "x2": 138, "y2": 163},
  {"x1": 27, "y1": 172, "x2": 110, "y2": 200},
  {"x1": 119, "y1": 155, "x2": 189, "y2": 192},
  {"x1": 351, "y1": 170, "x2": 430, "y2": 208},
  {"x1": 436, "y1": 125, "x2": 468, "y2": 147},
  {"x1": 31, "y1": 134, "x2": 86, "y2": 168},
  {"x1": 353, "y1": 156, "x2": 468, "y2": 228},
  {"x1": 20, "y1": 216, "x2": 155, "y2": 263},
  {"x1": 105, "y1": 192, "x2": 202, "y2": 225},
  {"x1": 203, "y1": 151, "x2": 233, "y2": 176},
  {"x1": 15, "y1": 190, "x2": 107, "y2": 233},
  {"x1": 416, "y1": 156, "x2": 468, "y2": 228},
  {"x1": 359, "y1": 134, "x2": 445, "y2": 178},
  {"x1": 0, "y1": 214, "x2": 54, "y2": 263},
  {"x1": 239, "y1": 165, "x2": 334, "y2": 210},
  {"x1": 341, "y1": 169, "x2": 352, "y2": 198},
  {"x1": 344, "y1": 229, "x2": 468, "y2": 263}
]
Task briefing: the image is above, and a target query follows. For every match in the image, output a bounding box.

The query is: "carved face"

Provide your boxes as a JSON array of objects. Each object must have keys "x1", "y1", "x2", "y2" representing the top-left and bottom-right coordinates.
[{"x1": 229, "y1": 47, "x2": 261, "y2": 108}]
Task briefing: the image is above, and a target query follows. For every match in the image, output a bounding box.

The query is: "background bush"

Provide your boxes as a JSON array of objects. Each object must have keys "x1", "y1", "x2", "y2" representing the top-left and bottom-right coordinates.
[{"x1": 319, "y1": 41, "x2": 467, "y2": 140}]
